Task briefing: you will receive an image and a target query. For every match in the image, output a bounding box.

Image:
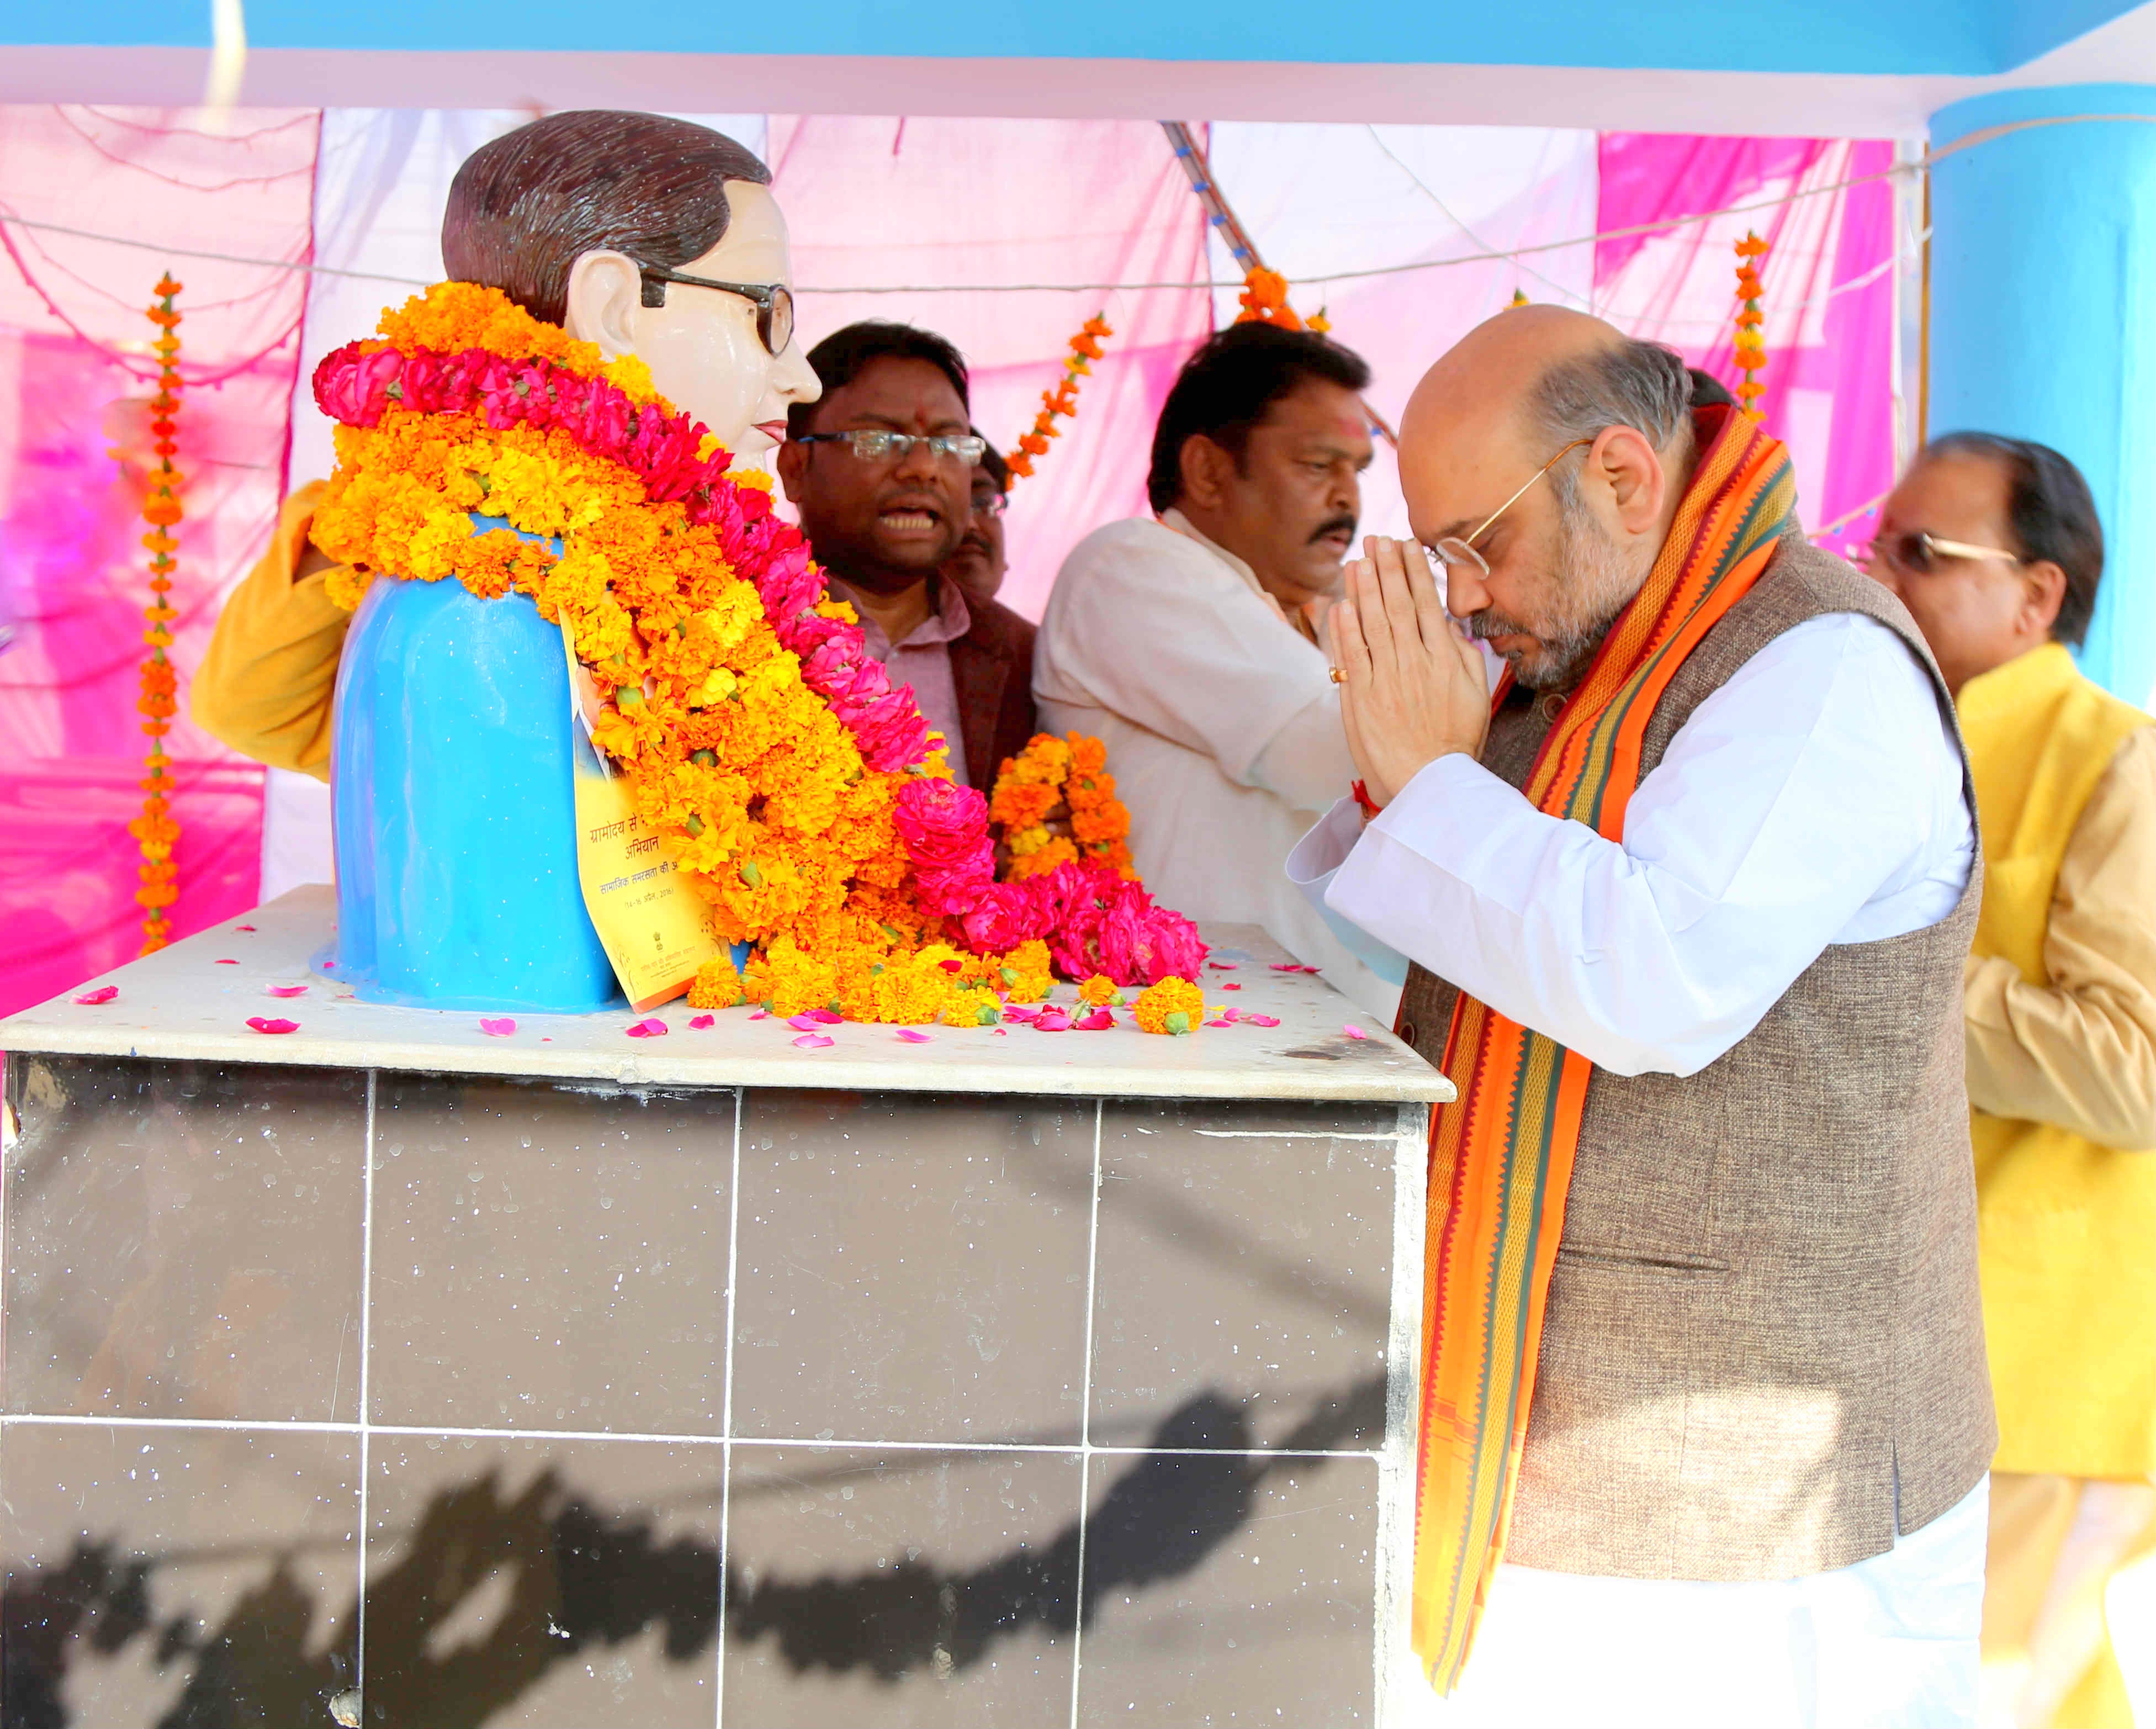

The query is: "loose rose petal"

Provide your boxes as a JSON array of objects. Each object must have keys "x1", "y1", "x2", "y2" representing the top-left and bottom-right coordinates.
[
  {"x1": 541, "y1": 1037, "x2": 552, "y2": 1042},
  {"x1": 625, "y1": 1018, "x2": 668, "y2": 1038},
  {"x1": 1243, "y1": 1013, "x2": 1281, "y2": 1028},
  {"x1": 216, "y1": 959, "x2": 239, "y2": 966},
  {"x1": 937, "y1": 959, "x2": 963, "y2": 974},
  {"x1": 749, "y1": 1008, "x2": 770, "y2": 1021},
  {"x1": 1219, "y1": 1007, "x2": 1241, "y2": 1022},
  {"x1": 786, "y1": 1012, "x2": 828, "y2": 1032},
  {"x1": 991, "y1": 1027, "x2": 1009, "y2": 1037},
  {"x1": 895, "y1": 1028, "x2": 935, "y2": 1043},
  {"x1": 266, "y1": 985, "x2": 309, "y2": 999},
  {"x1": 1076, "y1": 1008, "x2": 1115, "y2": 1031},
  {"x1": 1205, "y1": 1017, "x2": 1235, "y2": 1027},
  {"x1": 1002, "y1": 1004, "x2": 1041, "y2": 1023},
  {"x1": 1300, "y1": 965, "x2": 1323, "y2": 974},
  {"x1": 1208, "y1": 961, "x2": 1238, "y2": 971},
  {"x1": 1268, "y1": 963, "x2": 1301, "y2": 971},
  {"x1": 792, "y1": 1033, "x2": 835, "y2": 1049},
  {"x1": 73, "y1": 986, "x2": 119, "y2": 1004},
  {"x1": 479, "y1": 1017, "x2": 516, "y2": 1036},
  {"x1": 689, "y1": 1014, "x2": 715, "y2": 1029},
  {"x1": 806, "y1": 1008, "x2": 843, "y2": 1024},
  {"x1": 246, "y1": 1017, "x2": 300, "y2": 1035},
  {"x1": 1033, "y1": 1009, "x2": 1073, "y2": 1033},
  {"x1": 1343, "y1": 1023, "x2": 1368, "y2": 1039},
  {"x1": 235, "y1": 924, "x2": 257, "y2": 932},
  {"x1": 1221, "y1": 982, "x2": 1242, "y2": 991}
]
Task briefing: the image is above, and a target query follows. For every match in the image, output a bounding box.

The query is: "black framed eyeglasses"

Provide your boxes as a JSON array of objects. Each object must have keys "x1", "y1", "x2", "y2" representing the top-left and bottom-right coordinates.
[
  {"x1": 792, "y1": 429, "x2": 989, "y2": 467},
  {"x1": 632, "y1": 262, "x2": 795, "y2": 356}
]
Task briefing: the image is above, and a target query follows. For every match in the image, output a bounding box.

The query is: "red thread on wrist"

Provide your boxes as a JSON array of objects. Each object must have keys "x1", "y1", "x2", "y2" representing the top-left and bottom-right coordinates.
[{"x1": 1352, "y1": 780, "x2": 1384, "y2": 818}]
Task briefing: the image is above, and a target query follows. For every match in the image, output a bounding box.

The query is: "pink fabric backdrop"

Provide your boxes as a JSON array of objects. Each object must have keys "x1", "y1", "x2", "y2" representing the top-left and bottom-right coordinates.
[
  {"x1": 1594, "y1": 134, "x2": 1897, "y2": 549},
  {"x1": 0, "y1": 105, "x2": 318, "y2": 1016},
  {"x1": 0, "y1": 111, "x2": 1900, "y2": 1013}
]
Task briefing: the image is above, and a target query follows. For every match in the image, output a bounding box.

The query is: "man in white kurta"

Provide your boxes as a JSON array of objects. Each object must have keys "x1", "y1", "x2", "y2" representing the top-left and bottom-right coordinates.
[
  {"x1": 1291, "y1": 306, "x2": 1989, "y2": 1727},
  {"x1": 1035, "y1": 322, "x2": 1401, "y2": 1020}
]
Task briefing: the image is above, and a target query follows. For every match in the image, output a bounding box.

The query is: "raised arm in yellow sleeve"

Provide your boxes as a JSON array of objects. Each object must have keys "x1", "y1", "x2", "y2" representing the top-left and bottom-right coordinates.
[
  {"x1": 1965, "y1": 723, "x2": 2156, "y2": 1150},
  {"x1": 190, "y1": 481, "x2": 351, "y2": 783}
]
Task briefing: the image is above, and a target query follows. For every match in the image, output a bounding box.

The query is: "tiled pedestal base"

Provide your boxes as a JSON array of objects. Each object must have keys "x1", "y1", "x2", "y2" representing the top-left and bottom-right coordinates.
[{"x1": 2, "y1": 1056, "x2": 1426, "y2": 1727}]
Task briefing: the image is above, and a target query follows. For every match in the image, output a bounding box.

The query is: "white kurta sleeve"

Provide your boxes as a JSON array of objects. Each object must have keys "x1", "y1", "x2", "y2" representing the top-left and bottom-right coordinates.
[{"x1": 1317, "y1": 612, "x2": 1973, "y2": 1077}]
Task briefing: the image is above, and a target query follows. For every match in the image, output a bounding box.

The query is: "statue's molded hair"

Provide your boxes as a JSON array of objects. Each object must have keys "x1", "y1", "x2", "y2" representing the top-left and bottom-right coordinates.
[{"x1": 441, "y1": 110, "x2": 772, "y2": 328}]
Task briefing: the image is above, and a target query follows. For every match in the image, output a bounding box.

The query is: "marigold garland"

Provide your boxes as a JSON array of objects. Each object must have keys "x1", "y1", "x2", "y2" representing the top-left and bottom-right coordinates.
[
  {"x1": 1733, "y1": 231, "x2": 1769, "y2": 421},
  {"x1": 1235, "y1": 267, "x2": 1306, "y2": 330},
  {"x1": 130, "y1": 272, "x2": 186, "y2": 954},
  {"x1": 1134, "y1": 976, "x2": 1205, "y2": 1035},
  {"x1": 310, "y1": 284, "x2": 1204, "y2": 1021},
  {"x1": 988, "y1": 731, "x2": 1134, "y2": 880},
  {"x1": 1007, "y1": 313, "x2": 1111, "y2": 484}
]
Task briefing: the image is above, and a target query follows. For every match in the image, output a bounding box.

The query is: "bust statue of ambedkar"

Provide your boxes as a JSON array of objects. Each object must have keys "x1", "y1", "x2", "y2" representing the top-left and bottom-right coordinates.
[{"x1": 330, "y1": 111, "x2": 820, "y2": 1012}]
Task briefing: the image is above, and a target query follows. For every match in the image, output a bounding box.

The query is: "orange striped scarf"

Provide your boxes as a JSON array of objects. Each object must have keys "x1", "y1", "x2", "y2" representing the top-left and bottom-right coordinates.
[{"x1": 1413, "y1": 404, "x2": 1798, "y2": 1690}]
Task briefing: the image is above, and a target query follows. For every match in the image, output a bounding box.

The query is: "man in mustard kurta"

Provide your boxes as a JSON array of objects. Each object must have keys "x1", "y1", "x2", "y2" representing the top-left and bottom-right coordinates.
[{"x1": 1871, "y1": 432, "x2": 2156, "y2": 1729}]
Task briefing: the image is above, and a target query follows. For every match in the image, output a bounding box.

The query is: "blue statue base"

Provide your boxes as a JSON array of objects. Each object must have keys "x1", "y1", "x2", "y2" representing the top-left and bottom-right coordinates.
[{"x1": 327, "y1": 537, "x2": 624, "y2": 1013}]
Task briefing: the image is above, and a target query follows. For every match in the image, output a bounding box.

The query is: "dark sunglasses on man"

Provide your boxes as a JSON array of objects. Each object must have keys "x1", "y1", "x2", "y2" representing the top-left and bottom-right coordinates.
[
  {"x1": 1863, "y1": 528, "x2": 2022, "y2": 578},
  {"x1": 632, "y1": 261, "x2": 795, "y2": 357}
]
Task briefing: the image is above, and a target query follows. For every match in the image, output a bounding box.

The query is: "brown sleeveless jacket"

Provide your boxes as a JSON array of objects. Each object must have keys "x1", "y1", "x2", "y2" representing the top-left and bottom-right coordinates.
[{"x1": 1396, "y1": 537, "x2": 1995, "y2": 1580}]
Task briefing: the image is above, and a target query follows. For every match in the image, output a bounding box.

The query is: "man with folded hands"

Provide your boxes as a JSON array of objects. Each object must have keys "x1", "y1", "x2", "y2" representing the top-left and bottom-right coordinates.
[{"x1": 1292, "y1": 306, "x2": 1992, "y2": 1727}]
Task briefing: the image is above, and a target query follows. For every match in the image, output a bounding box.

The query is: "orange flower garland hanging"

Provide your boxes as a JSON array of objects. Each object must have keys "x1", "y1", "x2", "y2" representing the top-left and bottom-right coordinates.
[
  {"x1": 987, "y1": 731, "x2": 1135, "y2": 880},
  {"x1": 307, "y1": 283, "x2": 1209, "y2": 1021},
  {"x1": 1007, "y1": 313, "x2": 1112, "y2": 483},
  {"x1": 131, "y1": 273, "x2": 186, "y2": 954},
  {"x1": 1733, "y1": 231, "x2": 1770, "y2": 421}
]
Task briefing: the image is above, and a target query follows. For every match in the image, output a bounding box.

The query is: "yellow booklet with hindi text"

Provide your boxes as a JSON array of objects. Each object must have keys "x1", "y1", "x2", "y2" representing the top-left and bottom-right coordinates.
[{"x1": 562, "y1": 622, "x2": 722, "y2": 1011}]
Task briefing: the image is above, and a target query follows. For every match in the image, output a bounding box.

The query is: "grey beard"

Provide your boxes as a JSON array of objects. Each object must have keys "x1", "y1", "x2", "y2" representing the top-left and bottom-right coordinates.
[{"x1": 1468, "y1": 501, "x2": 1638, "y2": 692}]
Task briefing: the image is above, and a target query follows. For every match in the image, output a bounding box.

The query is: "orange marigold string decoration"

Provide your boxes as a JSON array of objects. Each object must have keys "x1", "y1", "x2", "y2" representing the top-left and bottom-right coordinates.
[
  {"x1": 1007, "y1": 313, "x2": 1111, "y2": 484},
  {"x1": 1733, "y1": 231, "x2": 1770, "y2": 421},
  {"x1": 987, "y1": 731, "x2": 1135, "y2": 880},
  {"x1": 131, "y1": 272, "x2": 186, "y2": 954},
  {"x1": 1234, "y1": 266, "x2": 1304, "y2": 330}
]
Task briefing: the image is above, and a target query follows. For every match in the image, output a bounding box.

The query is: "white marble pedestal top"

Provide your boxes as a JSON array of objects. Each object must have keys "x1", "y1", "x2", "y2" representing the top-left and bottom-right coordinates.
[{"x1": 0, "y1": 886, "x2": 1453, "y2": 1104}]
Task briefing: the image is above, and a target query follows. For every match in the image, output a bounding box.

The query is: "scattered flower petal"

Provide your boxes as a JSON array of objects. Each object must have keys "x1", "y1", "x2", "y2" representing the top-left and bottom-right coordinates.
[
  {"x1": 1219, "y1": 1007, "x2": 1241, "y2": 1022},
  {"x1": 1243, "y1": 1012, "x2": 1281, "y2": 1028},
  {"x1": 479, "y1": 1017, "x2": 516, "y2": 1036},
  {"x1": 1221, "y1": 981, "x2": 1242, "y2": 991},
  {"x1": 1343, "y1": 1023, "x2": 1369, "y2": 1039},
  {"x1": 1300, "y1": 965, "x2": 1322, "y2": 974},
  {"x1": 1076, "y1": 1008, "x2": 1115, "y2": 1031},
  {"x1": 991, "y1": 1027, "x2": 1009, "y2": 1037},
  {"x1": 246, "y1": 1017, "x2": 300, "y2": 1035},
  {"x1": 266, "y1": 985, "x2": 309, "y2": 999},
  {"x1": 1208, "y1": 961, "x2": 1238, "y2": 971},
  {"x1": 895, "y1": 1028, "x2": 935, "y2": 1043},
  {"x1": 689, "y1": 1014, "x2": 715, "y2": 1029},
  {"x1": 73, "y1": 986, "x2": 119, "y2": 1004},
  {"x1": 215, "y1": 959, "x2": 239, "y2": 966},
  {"x1": 749, "y1": 1008, "x2": 770, "y2": 1021},
  {"x1": 787, "y1": 1012, "x2": 828, "y2": 1032},
  {"x1": 1033, "y1": 1009, "x2": 1074, "y2": 1033},
  {"x1": 1002, "y1": 1004, "x2": 1042, "y2": 1023},
  {"x1": 235, "y1": 924, "x2": 257, "y2": 932},
  {"x1": 625, "y1": 1018, "x2": 668, "y2": 1038},
  {"x1": 792, "y1": 1033, "x2": 835, "y2": 1049},
  {"x1": 806, "y1": 1008, "x2": 843, "y2": 1024},
  {"x1": 937, "y1": 959, "x2": 964, "y2": 974},
  {"x1": 1268, "y1": 962, "x2": 1301, "y2": 971}
]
